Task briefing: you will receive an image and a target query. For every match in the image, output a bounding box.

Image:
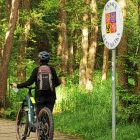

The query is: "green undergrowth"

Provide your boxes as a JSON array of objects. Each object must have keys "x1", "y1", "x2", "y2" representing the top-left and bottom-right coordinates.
[
  {"x1": 2, "y1": 71, "x2": 140, "y2": 139},
  {"x1": 54, "y1": 71, "x2": 140, "y2": 140}
]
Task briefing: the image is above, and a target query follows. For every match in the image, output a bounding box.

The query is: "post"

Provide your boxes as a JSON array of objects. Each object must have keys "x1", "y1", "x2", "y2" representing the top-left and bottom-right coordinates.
[
  {"x1": 112, "y1": 49, "x2": 116, "y2": 140},
  {"x1": 101, "y1": 0, "x2": 123, "y2": 139}
]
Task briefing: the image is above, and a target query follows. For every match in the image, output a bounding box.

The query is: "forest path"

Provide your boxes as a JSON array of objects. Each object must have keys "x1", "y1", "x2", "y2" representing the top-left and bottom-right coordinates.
[{"x1": 0, "y1": 119, "x2": 82, "y2": 140}]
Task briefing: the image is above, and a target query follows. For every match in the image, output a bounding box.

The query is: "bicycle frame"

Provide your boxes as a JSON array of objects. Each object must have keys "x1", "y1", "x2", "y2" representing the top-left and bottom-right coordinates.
[
  {"x1": 21, "y1": 87, "x2": 37, "y2": 126},
  {"x1": 27, "y1": 94, "x2": 35, "y2": 124},
  {"x1": 15, "y1": 86, "x2": 54, "y2": 140}
]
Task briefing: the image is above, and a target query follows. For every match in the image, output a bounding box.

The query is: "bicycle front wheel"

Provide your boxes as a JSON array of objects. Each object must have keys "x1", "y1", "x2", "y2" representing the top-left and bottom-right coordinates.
[
  {"x1": 38, "y1": 107, "x2": 54, "y2": 140},
  {"x1": 16, "y1": 107, "x2": 29, "y2": 140}
]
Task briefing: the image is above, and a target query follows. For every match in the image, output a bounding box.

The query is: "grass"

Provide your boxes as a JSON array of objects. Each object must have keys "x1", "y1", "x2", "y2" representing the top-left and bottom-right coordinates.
[{"x1": 54, "y1": 71, "x2": 140, "y2": 140}]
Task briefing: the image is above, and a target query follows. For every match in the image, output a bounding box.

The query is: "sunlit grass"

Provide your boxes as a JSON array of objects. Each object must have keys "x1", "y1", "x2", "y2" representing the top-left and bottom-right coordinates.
[{"x1": 54, "y1": 71, "x2": 140, "y2": 140}]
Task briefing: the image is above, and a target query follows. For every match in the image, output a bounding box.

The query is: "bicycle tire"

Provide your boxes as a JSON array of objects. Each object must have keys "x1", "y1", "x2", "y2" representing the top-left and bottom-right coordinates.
[
  {"x1": 38, "y1": 107, "x2": 54, "y2": 140},
  {"x1": 16, "y1": 107, "x2": 29, "y2": 140}
]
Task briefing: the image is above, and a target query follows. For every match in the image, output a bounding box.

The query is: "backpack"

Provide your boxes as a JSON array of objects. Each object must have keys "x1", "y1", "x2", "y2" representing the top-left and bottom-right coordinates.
[{"x1": 37, "y1": 65, "x2": 53, "y2": 91}]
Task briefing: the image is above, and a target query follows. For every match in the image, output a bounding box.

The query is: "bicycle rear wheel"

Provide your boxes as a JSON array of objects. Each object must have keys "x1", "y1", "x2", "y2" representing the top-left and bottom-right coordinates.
[
  {"x1": 38, "y1": 107, "x2": 54, "y2": 140},
  {"x1": 16, "y1": 107, "x2": 29, "y2": 140}
]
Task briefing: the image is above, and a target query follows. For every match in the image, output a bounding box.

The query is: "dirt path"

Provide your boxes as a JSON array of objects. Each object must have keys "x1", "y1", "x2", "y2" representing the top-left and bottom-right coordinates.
[{"x1": 0, "y1": 119, "x2": 82, "y2": 140}]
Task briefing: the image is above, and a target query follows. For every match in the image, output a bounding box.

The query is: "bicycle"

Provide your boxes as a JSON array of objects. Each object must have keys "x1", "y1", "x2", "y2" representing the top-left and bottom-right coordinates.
[{"x1": 13, "y1": 86, "x2": 54, "y2": 140}]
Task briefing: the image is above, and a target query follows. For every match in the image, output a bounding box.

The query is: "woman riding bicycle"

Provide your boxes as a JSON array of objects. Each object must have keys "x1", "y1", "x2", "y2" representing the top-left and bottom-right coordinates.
[{"x1": 12, "y1": 51, "x2": 61, "y2": 113}]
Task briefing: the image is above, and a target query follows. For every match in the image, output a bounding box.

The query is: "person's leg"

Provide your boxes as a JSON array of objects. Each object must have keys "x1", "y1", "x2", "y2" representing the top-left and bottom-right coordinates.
[
  {"x1": 37, "y1": 102, "x2": 55, "y2": 113},
  {"x1": 36, "y1": 104, "x2": 43, "y2": 115},
  {"x1": 45, "y1": 102, "x2": 55, "y2": 112}
]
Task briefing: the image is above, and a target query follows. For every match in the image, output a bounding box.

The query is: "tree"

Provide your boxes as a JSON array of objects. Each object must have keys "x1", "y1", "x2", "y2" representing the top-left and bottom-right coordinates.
[
  {"x1": 58, "y1": 0, "x2": 68, "y2": 85},
  {"x1": 17, "y1": 0, "x2": 30, "y2": 82},
  {"x1": 6, "y1": 0, "x2": 11, "y2": 19},
  {"x1": 86, "y1": 0, "x2": 98, "y2": 90},
  {"x1": 65, "y1": 0, "x2": 83, "y2": 75},
  {"x1": 79, "y1": 0, "x2": 89, "y2": 88},
  {"x1": 135, "y1": 0, "x2": 140, "y2": 93},
  {"x1": 0, "y1": 0, "x2": 19, "y2": 107},
  {"x1": 102, "y1": 47, "x2": 109, "y2": 81},
  {"x1": 0, "y1": 1, "x2": 2, "y2": 68},
  {"x1": 117, "y1": 0, "x2": 128, "y2": 88},
  {"x1": 69, "y1": 33, "x2": 74, "y2": 74}
]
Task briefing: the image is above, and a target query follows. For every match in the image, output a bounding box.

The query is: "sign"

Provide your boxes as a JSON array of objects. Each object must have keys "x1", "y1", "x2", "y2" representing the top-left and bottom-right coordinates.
[{"x1": 101, "y1": 0, "x2": 123, "y2": 49}]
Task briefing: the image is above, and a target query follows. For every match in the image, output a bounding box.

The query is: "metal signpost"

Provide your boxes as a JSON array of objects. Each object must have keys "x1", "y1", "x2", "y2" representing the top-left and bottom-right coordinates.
[{"x1": 101, "y1": 0, "x2": 124, "y2": 140}]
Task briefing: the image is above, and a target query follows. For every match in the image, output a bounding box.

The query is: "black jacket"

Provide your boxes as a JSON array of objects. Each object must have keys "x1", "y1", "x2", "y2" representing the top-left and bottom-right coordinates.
[{"x1": 17, "y1": 64, "x2": 60, "y2": 104}]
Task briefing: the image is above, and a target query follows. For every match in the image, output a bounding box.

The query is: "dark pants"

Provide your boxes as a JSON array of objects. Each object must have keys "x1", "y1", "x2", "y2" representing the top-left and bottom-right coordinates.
[{"x1": 36, "y1": 102, "x2": 55, "y2": 114}]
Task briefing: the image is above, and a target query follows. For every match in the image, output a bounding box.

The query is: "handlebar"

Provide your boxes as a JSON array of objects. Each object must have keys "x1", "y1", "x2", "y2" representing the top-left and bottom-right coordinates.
[{"x1": 10, "y1": 84, "x2": 35, "y2": 92}]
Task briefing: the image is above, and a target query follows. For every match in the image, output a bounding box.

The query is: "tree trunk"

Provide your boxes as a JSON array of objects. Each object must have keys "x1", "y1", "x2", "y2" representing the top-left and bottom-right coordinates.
[
  {"x1": 0, "y1": 3, "x2": 2, "y2": 68},
  {"x1": 102, "y1": 47, "x2": 109, "y2": 81},
  {"x1": 86, "y1": 0, "x2": 98, "y2": 90},
  {"x1": 135, "y1": 1, "x2": 140, "y2": 93},
  {"x1": 6, "y1": 0, "x2": 12, "y2": 19},
  {"x1": 68, "y1": 30, "x2": 79, "y2": 74},
  {"x1": 69, "y1": 34, "x2": 74, "y2": 74},
  {"x1": 58, "y1": 0, "x2": 68, "y2": 85},
  {"x1": 17, "y1": 38, "x2": 26, "y2": 82},
  {"x1": 17, "y1": 0, "x2": 30, "y2": 82},
  {"x1": 57, "y1": 33, "x2": 63, "y2": 57},
  {"x1": 117, "y1": 0, "x2": 128, "y2": 88},
  {"x1": 0, "y1": 0, "x2": 19, "y2": 107},
  {"x1": 79, "y1": 0, "x2": 89, "y2": 87},
  {"x1": 0, "y1": 47, "x2": 2, "y2": 68}
]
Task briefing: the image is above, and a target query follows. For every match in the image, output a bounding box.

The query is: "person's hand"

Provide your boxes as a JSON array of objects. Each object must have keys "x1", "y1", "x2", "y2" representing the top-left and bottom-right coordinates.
[
  {"x1": 12, "y1": 83, "x2": 17, "y2": 88},
  {"x1": 11, "y1": 83, "x2": 19, "y2": 93}
]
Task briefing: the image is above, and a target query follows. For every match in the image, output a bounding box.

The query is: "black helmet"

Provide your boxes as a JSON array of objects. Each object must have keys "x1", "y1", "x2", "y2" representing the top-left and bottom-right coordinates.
[{"x1": 38, "y1": 51, "x2": 50, "y2": 61}]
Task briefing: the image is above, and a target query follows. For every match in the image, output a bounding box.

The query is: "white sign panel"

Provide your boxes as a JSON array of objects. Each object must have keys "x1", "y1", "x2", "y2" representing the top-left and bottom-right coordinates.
[{"x1": 101, "y1": 0, "x2": 123, "y2": 49}]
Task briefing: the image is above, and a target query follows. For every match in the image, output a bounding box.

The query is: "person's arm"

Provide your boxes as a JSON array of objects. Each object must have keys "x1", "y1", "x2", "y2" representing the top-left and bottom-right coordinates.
[
  {"x1": 17, "y1": 67, "x2": 37, "y2": 88},
  {"x1": 51, "y1": 67, "x2": 61, "y2": 87}
]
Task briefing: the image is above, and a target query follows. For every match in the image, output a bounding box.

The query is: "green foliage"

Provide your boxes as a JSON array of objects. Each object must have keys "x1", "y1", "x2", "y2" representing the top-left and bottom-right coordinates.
[
  {"x1": 4, "y1": 87, "x2": 28, "y2": 120},
  {"x1": 54, "y1": 71, "x2": 140, "y2": 140},
  {"x1": 117, "y1": 89, "x2": 140, "y2": 123},
  {"x1": 3, "y1": 108, "x2": 17, "y2": 120},
  {"x1": 0, "y1": 1, "x2": 7, "y2": 48},
  {"x1": 27, "y1": 0, "x2": 60, "y2": 65},
  {"x1": 125, "y1": 0, "x2": 140, "y2": 86},
  {"x1": 66, "y1": 0, "x2": 83, "y2": 30},
  {"x1": 54, "y1": 72, "x2": 112, "y2": 139}
]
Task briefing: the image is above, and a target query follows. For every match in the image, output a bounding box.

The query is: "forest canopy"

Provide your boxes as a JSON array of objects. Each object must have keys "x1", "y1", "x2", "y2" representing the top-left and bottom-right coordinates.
[{"x1": 0, "y1": 0, "x2": 139, "y2": 118}]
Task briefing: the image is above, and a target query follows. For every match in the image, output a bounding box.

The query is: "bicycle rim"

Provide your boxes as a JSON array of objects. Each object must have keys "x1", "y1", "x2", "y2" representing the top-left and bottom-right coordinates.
[
  {"x1": 16, "y1": 107, "x2": 29, "y2": 140},
  {"x1": 38, "y1": 107, "x2": 54, "y2": 140}
]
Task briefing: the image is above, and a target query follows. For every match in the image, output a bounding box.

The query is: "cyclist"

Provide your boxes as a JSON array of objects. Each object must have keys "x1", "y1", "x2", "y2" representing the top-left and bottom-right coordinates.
[{"x1": 12, "y1": 51, "x2": 61, "y2": 113}]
